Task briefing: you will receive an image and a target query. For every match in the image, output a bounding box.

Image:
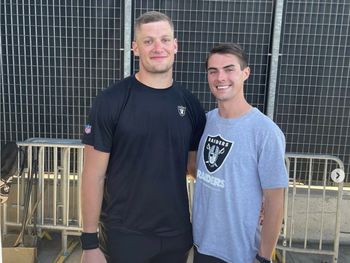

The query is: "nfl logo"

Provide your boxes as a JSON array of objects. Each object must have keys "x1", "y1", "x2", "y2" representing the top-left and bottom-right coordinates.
[{"x1": 84, "y1": 124, "x2": 92, "y2": 134}]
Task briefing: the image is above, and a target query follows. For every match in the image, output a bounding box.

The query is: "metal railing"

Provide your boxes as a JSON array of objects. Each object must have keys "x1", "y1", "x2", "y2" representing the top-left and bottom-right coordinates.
[
  {"x1": 2, "y1": 138, "x2": 84, "y2": 252},
  {"x1": 276, "y1": 153, "x2": 345, "y2": 263}
]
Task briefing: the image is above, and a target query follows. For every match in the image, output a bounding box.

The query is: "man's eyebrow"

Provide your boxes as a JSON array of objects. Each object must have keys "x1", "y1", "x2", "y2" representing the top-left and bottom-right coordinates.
[
  {"x1": 140, "y1": 34, "x2": 172, "y2": 40},
  {"x1": 223, "y1": 64, "x2": 236, "y2": 69},
  {"x1": 207, "y1": 64, "x2": 236, "y2": 71}
]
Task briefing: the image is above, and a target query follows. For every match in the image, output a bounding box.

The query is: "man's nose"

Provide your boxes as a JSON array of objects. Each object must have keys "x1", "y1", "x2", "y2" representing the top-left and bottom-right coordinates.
[
  {"x1": 153, "y1": 40, "x2": 163, "y2": 52},
  {"x1": 217, "y1": 70, "x2": 226, "y2": 81}
]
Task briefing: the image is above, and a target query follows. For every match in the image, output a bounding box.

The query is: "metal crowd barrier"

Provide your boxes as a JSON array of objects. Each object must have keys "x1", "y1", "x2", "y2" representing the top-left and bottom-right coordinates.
[
  {"x1": 2, "y1": 138, "x2": 84, "y2": 252},
  {"x1": 276, "y1": 153, "x2": 345, "y2": 263}
]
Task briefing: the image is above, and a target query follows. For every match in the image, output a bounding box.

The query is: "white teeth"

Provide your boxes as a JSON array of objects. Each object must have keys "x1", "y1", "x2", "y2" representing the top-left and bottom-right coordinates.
[{"x1": 217, "y1": 85, "x2": 230, "y2": 90}]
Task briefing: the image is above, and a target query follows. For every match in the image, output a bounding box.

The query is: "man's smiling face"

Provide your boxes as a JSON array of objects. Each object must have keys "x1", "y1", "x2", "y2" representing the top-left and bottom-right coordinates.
[{"x1": 207, "y1": 53, "x2": 250, "y2": 103}]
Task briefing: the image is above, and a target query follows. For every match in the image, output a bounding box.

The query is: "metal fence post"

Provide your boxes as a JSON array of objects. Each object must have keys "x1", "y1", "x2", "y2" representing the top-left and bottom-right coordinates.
[
  {"x1": 124, "y1": 0, "x2": 133, "y2": 78},
  {"x1": 267, "y1": 0, "x2": 284, "y2": 119}
]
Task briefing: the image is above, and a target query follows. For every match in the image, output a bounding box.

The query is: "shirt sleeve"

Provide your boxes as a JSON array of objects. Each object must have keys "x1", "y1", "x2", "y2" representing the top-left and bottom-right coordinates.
[
  {"x1": 258, "y1": 126, "x2": 289, "y2": 189},
  {"x1": 82, "y1": 91, "x2": 115, "y2": 153}
]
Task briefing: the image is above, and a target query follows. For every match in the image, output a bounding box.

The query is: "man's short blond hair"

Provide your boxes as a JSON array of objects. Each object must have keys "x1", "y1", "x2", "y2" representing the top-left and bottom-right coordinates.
[{"x1": 134, "y1": 11, "x2": 174, "y2": 39}]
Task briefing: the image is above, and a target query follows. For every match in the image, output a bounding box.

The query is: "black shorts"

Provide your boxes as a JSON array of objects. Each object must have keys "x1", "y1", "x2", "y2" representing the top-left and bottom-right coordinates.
[
  {"x1": 100, "y1": 227, "x2": 193, "y2": 263},
  {"x1": 193, "y1": 246, "x2": 227, "y2": 263}
]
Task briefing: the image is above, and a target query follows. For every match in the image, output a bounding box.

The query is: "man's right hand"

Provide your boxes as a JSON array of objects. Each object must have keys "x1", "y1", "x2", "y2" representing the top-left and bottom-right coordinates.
[{"x1": 81, "y1": 248, "x2": 107, "y2": 263}]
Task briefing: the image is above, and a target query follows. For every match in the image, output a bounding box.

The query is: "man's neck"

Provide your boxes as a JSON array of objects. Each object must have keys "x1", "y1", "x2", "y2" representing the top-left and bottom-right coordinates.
[
  {"x1": 135, "y1": 71, "x2": 173, "y2": 89},
  {"x1": 218, "y1": 99, "x2": 252, "y2": 119}
]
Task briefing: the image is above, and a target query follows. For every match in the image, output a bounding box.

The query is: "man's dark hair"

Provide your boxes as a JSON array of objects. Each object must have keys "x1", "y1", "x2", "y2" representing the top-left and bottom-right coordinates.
[
  {"x1": 134, "y1": 11, "x2": 174, "y2": 38},
  {"x1": 206, "y1": 43, "x2": 248, "y2": 70}
]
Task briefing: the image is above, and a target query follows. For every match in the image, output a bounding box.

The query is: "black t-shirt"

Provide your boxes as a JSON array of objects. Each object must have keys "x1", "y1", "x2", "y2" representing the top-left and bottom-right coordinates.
[{"x1": 82, "y1": 75, "x2": 206, "y2": 237}]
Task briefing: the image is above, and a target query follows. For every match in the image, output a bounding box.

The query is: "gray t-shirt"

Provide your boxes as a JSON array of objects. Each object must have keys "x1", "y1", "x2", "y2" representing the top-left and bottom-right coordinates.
[{"x1": 193, "y1": 107, "x2": 289, "y2": 263}]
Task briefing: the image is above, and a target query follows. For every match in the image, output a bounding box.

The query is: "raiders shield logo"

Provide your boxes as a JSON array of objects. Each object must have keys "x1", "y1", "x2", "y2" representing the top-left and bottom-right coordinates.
[
  {"x1": 203, "y1": 135, "x2": 233, "y2": 173},
  {"x1": 177, "y1": 106, "x2": 186, "y2": 117}
]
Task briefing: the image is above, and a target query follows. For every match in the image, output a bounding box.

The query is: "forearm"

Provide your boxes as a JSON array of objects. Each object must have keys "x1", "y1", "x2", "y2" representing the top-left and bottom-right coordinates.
[
  {"x1": 80, "y1": 161, "x2": 107, "y2": 262},
  {"x1": 187, "y1": 151, "x2": 197, "y2": 178},
  {"x1": 81, "y1": 145, "x2": 109, "y2": 233},
  {"x1": 258, "y1": 189, "x2": 285, "y2": 259},
  {"x1": 81, "y1": 172, "x2": 105, "y2": 232}
]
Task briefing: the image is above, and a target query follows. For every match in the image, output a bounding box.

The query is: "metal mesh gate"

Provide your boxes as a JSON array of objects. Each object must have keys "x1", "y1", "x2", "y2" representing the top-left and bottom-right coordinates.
[
  {"x1": 2, "y1": 1, "x2": 349, "y2": 182},
  {"x1": 0, "y1": 1, "x2": 124, "y2": 142},
  {"x1": 275, "y1": 0, "x2": 350, "y2": 182}
]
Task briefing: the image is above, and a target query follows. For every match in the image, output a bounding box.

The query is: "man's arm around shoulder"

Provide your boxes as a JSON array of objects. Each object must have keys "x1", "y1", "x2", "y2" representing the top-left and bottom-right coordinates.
[{"x1": 187, "y1": 151, "x2": 197, "y2": 179}]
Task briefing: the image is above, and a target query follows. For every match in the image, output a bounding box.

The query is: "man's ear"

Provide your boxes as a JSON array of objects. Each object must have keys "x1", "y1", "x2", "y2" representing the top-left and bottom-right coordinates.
[
  {"x1": 243, "y1": 66, "x2": 250, "y2": 81},
  {"x1": 132, "y1": 41, "x2": 139, "y2": 57}
]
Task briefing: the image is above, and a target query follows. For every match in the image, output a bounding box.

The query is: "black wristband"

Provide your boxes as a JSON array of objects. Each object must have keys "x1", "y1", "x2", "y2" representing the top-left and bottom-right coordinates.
[
  {"x1": 255, "y1": 253, "x2": 271, "y2": 263},
  {"x1": 80, "y1": 232, "x2": 99, "y2": 250}
]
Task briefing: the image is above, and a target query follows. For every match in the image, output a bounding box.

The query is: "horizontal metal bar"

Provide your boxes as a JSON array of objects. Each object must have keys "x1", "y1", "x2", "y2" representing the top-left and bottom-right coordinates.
[
  {"x1": 276, "y1": 245, "x2": 335, "y2": 256},
  {"x1": 5, "y1": 222, "x2": 82, "y2": 232}
]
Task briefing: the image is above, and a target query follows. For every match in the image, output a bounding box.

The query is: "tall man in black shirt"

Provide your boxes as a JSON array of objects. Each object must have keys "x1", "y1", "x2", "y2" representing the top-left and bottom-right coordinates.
[{"x1": 80, "y1": 11, "x2": 206, "y2": 263}]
